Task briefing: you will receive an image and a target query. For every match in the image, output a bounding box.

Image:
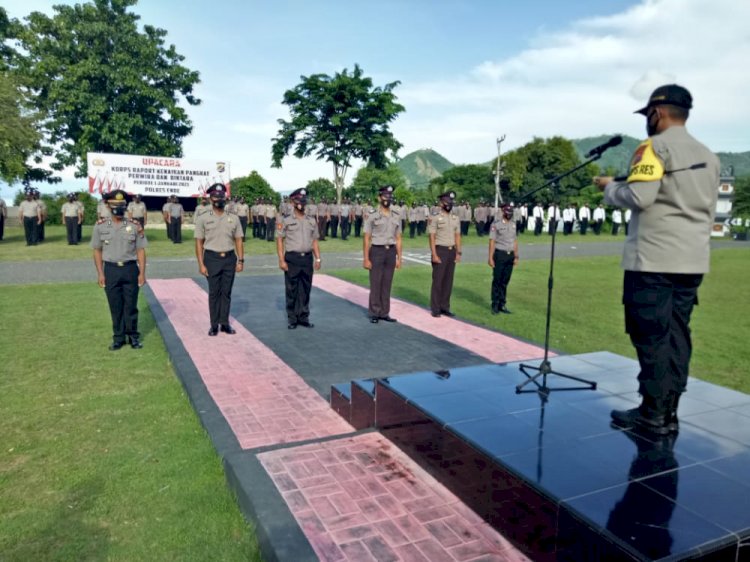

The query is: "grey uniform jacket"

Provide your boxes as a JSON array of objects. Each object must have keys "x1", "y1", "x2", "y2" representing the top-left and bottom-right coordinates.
[{"x1": 604, "y1": 125, "x2": 719, "y2": 274}]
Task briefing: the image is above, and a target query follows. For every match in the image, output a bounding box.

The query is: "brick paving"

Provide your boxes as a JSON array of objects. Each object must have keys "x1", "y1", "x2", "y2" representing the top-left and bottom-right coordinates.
[
  {"x1": 150, "y1": 276, "x2": 535, "y2": 560},
  {"x1": 313, "y1": 274, "x2": 547, "y2": 363},
  {"x1": 148, "y1": 278, "x2": 354, "y2": 449},
  {"x1": 258, "y1": 433, "x2": 531, "y2": 562}
]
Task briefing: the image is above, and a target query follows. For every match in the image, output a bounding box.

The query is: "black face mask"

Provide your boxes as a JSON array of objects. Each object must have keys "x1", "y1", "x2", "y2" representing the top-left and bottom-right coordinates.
[
  {"x1": 442, "y1": 202, "x2": 453, "y2": 212},
  {"x1": 110, "y1": 205, "x2": 126, "y2": 217},
  {"x1": 646, "y1": 108, "x2": 660, "y2": 137},
  {"x1": 381, "y1": 198, "x2": 392, "y2": 208},
  {"x1": 295, "y1": 202, "x2": 306, "y2": 211},
  {"x1": 213, "y1": 199, "x2": 226, "y2": 209}
]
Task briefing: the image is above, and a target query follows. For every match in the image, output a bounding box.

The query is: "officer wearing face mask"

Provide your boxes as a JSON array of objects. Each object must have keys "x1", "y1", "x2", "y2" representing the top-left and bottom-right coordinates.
[
  {"x1": 194, "y1": 183, "x2": 244, "y2": 336},
  {"x1": 91, "y1": 189, "x2": 148, "y2": 350},
  {"x1": 488, "y1": 203, "x2": 519, "y2": 314},
  {"x1": 363, "y1": 185, "x2": 403, "y2": 323},
  {"x1": 277, "y1": 188, "x2": 321, "y2": 329},
  {"x1": 593, "y1": 84, "x2": 720, "y2": 435},
  {"x1": 428, "y1": 191, "x2": 461, "y2": 317}
]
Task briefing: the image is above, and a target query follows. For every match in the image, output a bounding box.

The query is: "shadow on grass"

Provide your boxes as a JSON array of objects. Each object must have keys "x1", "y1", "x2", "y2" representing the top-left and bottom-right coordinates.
[{"x1": 6, "y1": 478, "x2": 110, "y2": 561}]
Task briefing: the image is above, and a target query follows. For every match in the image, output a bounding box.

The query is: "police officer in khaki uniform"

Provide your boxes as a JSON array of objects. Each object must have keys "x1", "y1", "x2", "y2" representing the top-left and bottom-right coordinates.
[
  {"x1": 98, "y1": 198, "x2": 112, "y2": 221},
  {"x1": 34, "y1": 190, "x2": 47, "y2": 242},
  {"x1": 488, "y1": 204, "x2": 519, "y2": 314},
  {"x1": 0, "y1": 196, "x2": 7, "y2": 241},
  {"x1": 91, "y1": 189, "x2": 147, "y2": 350},
  {"x1": 195, "y1": 196, "x2": 210, "y2": 218},
  {"x1": 18, "y1": 188, "x2": 42, "y2": 246},
  {"x1": 61, "y1": 193, "x2": 83, "y2": 245},
  {"x1": 168, "y1": 195, "x2": 184, "y2": 243},
  {"x1": 194, "y1": 183, "x2": 244, "y2": 336},
  {"x1": 429, "y1": 191, "x2": 461, "y2": 317},
  {"x1": 235, "y1": 197, "x2": 250, "y2": 241},
  {"x1": 277, "y1": 188, "x2": 321, "y2": 329},
  {"x1": 363, "y1": 185, "x2": 402, "y2": 323},
  {"x1": 594, "y1": 84, "x2": 720, "y2": 435},
  {"x1": 127, "y1": 194, "x2": 147, "y2": 228}
]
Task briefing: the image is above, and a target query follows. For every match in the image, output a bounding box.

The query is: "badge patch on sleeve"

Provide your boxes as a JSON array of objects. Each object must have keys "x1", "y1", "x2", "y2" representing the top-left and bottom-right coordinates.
[{"x1": 627, "y1": 139, "x2": 664, "y2": 183}]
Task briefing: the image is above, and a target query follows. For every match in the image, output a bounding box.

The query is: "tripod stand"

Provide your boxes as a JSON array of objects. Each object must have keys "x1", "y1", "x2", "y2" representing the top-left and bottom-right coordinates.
[{"x1": 515, "y1": 155, "x2": 604, "y2": 396}]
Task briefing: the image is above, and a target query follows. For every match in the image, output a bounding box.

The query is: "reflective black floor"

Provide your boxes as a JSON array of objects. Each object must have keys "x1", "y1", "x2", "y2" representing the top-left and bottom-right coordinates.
[{"x1": 374, "y1": 352, "x2": 750, "y2": 562}]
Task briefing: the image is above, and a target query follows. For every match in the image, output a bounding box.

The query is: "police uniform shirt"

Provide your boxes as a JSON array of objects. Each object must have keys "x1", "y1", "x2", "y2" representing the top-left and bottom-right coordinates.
[
  {"x1": 533, "y1": 205, "x2": 544, "y2": 219},
  {"x1": 318, "y1": 202, "x2": 328, "y2": 216},
  {"x1": 604, "y1": 125, "x2": 720, "y2": 274},
  {"x1": 19, "y1": 200, "x2": 40, "y2": 217},
  {"x1": 579, "y1": 206, "x2": 591, "y2": 220},
  {"x1": 279, "y1": 214, "x2": 319, "y2": 252},
  {"x1": 364, "y1": 208, "x2": 401, "y2": 245},
  {"x1": 490, "y1": 218, "x2": 516, "y2": 252},
  {"x1": 593, "y1": 207, "x2": 606, "y2": 221},
  {"x1": 128, "y1": 201, "x2": 146, "y2": 218},
  {"x1": 195, "y1": 204, "x2": 211, "y2": 217},
  {"x1": 340, "y1": 203, "x2": 351, "y2": 217},
  {"x1": 38, "y1": 200, "x2": 47, "y2": 217},
  {"x1": 169, "y1": 201, "x2": 184, "y2": 218},
  {"x1": 265, "y1": 204, "x2": 277, "y2": 219},
  {"x1": 90, "y1": 219, "x2": 147, "y2": 262},
  {"x1": 353, "y1": 203, "x2": 363, "y2": 217},
  {"x1": 328, "y1": 203, "x2": 340, "y2": 217},
  {"x1": 194, "y1": 211, "x2": 242, "y2": 252},
  {"x1": 428, "y1": 211, "x2": 460, "y2": 246},
  {"x1": 234, "y1": 203, "x2": 249, "y2": 218},
  {"x1": 305, "y1": 203, "x2": 318, "y2": 218},
  {"x1": 61, "y1": 202, "x2": 79, "y2": 217}
]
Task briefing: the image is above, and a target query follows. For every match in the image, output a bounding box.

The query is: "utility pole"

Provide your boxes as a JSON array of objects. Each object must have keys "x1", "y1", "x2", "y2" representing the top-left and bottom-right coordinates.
[{"x1": 494, "y1": 135, "x2": 506, "y2": 210}]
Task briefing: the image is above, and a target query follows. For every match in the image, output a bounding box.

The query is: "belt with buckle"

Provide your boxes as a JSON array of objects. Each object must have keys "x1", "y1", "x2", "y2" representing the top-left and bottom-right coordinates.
[
  {"x1": 106, "y1": 260, "x2": 136, "y2": 267},
  {"x1": 438, "y1": 245, "x2": 455, "y2": 250},
  {"x1": 286, "y1": 251, "x2": 308, "y2": 257},
  {"x1": 206, "y1": 249, "x2": 234, "y2": 258},
  {"x1": 372, "y1": 244, "x2": 393, "y2": 249}
]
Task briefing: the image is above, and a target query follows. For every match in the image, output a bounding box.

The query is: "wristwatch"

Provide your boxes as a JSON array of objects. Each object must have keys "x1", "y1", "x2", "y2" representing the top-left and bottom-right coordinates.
[
  {"x1": 238, "y1": 259, "x2": 245, "y2": 263},
  {"x1": 315, "y1": 258, "x2": 321, "y2": 262}
]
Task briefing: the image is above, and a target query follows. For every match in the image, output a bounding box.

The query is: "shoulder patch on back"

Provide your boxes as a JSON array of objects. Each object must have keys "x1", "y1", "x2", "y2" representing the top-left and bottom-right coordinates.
[{"x1": 627, "y1": 139, "x2": 665, "y2": 183}]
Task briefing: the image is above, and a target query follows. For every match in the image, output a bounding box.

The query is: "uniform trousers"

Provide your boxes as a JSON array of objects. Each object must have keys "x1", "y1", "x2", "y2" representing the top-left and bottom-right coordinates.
[
  {"x1": 368, "y1": 245, "x2": 397, "y2": 319},
  {"x1": 340, "y1": 217, "x2": 350, "y2": 240},
  {"x1": 23, "y1": 217, "x2": 38, "y2": 245},
  {"x1": 593, "y1": 220, "x2": 603, "y2": 235},
  {"x1": 104, "y1": 261, "x2": 140, "y2": 344},
  {"x1": 204, "y1": 249, "x2": 237, "y2": 328},
  {"x1": 475, "y1": 221, "x2": 485, "y2": 236},
  {"x1": 409, "y1": 221, "x2": 417, "y2": 239},
  {"x1": 317, "y1": 217, "x2": 327, "y2": 240},
  {"x1": 330, "y1": 216, "x2": 339, "y2": 238},
  {"x1": 252, "y1": 217, "x2": 259, "y2": 238},
  {"x1": 37, "y1": 219, "x2": 45, "y2": 242},
  {"x1": 239, "y1": 217, "x2": 248, "y2": 240},
  {"x1": 612, "y1": 223, "x2": 621, "y2": 236},
  {"x1": 266, "y1": 218, "x2": 275, "y2": 241},
  {"x1": 418, "y1": 220, "x2": 427, "y2": 235},
  {"x1": 461, "y1": 221, "x2": 470, "y2": 236},
  {"x1": 563, "y1": 221, "x2": 573, "y2": 235},
  {"x1": 170, "y1": 217, "x2": 182, "y2": 243},
  {"x1": 284, "y1": 251, "x2": 313, "y2": 323},
  {"x1": 431, "y1": 245, "x2": 457, "y2": 314},
  {"x1": 491, "y1": 250, "x2": 515, "y2": 312},
  {"x1": 65, "y1": 216, "x2": 79, "y2": 244},
  {"x1": 534, "y1": 218, "x2": 543, "y2": 236},
  {"x1": 580, "y1": 218, "x2": 589, "y2": 235},
  {"x1": 623, "y1": 271, "x2": 702, "y2": 403},
  {"x1": 354, "y1": 217, "x2": 363, "y2": 237}
]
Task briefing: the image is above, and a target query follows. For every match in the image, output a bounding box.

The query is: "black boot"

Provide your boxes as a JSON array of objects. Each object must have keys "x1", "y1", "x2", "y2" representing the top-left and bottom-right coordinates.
[
  {"x1": 611, "y1": 394, "x2": 671, "y2": 435},
  {"x1": 665, "y1": 393, "x2": 681, "y2": 433}
]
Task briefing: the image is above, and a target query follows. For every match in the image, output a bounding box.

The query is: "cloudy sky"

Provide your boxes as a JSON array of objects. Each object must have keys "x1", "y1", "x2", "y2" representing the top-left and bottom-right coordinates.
[{"x1": 2, "y1": 0, "x2": 749, "y2": 198}]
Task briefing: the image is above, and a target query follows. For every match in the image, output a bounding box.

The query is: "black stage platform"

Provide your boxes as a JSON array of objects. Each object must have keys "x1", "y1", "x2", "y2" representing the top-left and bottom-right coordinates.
[{"x1": 336, "y1": 352, "x2": 750, "y2": 561}]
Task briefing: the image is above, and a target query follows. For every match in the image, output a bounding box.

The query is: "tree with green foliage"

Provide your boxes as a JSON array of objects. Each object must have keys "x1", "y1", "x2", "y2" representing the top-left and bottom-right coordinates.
[
  {"x1": 271, "y1": 64, "x2": 404, "y2": 204},
  {"x1": 490, "y1": 137, "x2": 598, "y2": 205},
  {"x1": 0, "y1": 73, "x2": 41, "y2": 184},
  {"x1": 15, "y1": 0, "x2": 200, "y2": 177},
  {"x1": 732, "y1": 175, "x2": 750, "y2": 217},
  {"x1": 230, "y1": 171, "x2": 278, "y2": 204},
  {"x1": 349, "y1": 163, "x2": 407, "y2": 201},
  {"x1": 428, "y1": 164, "x2": 494, "y2": 204},
  {"x1": 304, "y1": 178, "x2": 336, "y2": 202}
]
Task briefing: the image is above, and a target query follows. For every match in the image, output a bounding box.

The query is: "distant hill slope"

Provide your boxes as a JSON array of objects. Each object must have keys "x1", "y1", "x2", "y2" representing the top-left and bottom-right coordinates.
[
  {"x1": 396, "y1": 149, "x2": 454, "y2": 189},
  {"x1": 573, "y1": 134, "x2": 750, "y2": 177}
]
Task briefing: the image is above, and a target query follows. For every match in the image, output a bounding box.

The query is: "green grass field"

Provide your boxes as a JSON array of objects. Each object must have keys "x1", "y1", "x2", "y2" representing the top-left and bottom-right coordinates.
[
  {"x1": 332, "y1": 248, "x2": 750, "y2": 393},
  {"x1": 0, "y1": 224, "x2": 626, "y2": 262},
  {"x1": 0, "y1": 284, "x2": 260, "y2": 561}
]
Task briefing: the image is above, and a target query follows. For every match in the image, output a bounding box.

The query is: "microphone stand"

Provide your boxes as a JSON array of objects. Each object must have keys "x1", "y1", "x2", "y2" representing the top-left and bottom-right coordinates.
[{"x1": 514, "y1": 154, "x2": 605, "y2": 396}]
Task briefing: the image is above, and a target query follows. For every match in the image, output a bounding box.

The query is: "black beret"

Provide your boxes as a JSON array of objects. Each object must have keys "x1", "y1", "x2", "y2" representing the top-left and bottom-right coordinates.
[
  {"x1": 289, "y1": 188, "x2": 307, "y2": 200},
  {"x1": 206, "y1": 183, "x2": 227, "y2": 197},
  {"x1": 438, "y1": 191, "x2": 456, "y2": 200},
  {"x1": 378, "y1": 185, "x2": 395, "y2": 196}
]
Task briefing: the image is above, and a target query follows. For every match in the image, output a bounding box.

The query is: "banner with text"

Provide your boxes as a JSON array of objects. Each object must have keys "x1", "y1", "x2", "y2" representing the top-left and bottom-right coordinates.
[{"x1": 87, "y1": 152, "x2": 231, "y2": 198}]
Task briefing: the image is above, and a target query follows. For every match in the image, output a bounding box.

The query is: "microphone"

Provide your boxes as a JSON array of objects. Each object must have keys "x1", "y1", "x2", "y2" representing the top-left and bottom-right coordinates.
[{"x1": 586, "y1": 135, "x2": 623, "y2": 158}]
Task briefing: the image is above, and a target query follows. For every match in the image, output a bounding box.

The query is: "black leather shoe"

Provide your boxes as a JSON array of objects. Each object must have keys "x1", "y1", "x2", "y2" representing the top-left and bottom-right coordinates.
[
  {"x1": 431, "y1": 312, "x2": 441, "y2": 318},
  {"x1": 220, "y1": 324, "x2": 236, "y2": 334},
  {"x1": 129, "y1": 337, "x2": 143, "y2": 349},
  {"x1": 441, "y1": 311, "x2": 456, "y2": 318},
  {"x1": 380, "y1": 316, "x2": 397, "y2": 323},
  {"x1": 288, "y1": 322, "x2": 297, "y2": 330},
  {"x1": 208, "y1": 326, "x2": 219, "y2": 336},
  {"x1": 611, "y1": 406, "x2": 671, "y2": 435},
  {"x1": 491, "y1": 309, "x2": 500, "y2": 315},
  {"x1": 499, "y1": 306, "x2": 512, "y2": 314},
  {"x1": 297, "y1": 320, "x2": 314, "y2": 328},
  {"x1": 109, "y1": 341, "x2": 124, "y2": 351},
  {"x1": 370, "y1": 317, "x2": 379, "y2": 324}
]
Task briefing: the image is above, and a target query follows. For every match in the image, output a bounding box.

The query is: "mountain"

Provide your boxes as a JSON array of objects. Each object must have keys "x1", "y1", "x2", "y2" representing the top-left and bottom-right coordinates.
[
  {"x1": 395, "y1": 148, "x2": 454, "y2": 189},
  {"x1": 572, "y1": 135, "x2": 750, "y2": 177}
]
